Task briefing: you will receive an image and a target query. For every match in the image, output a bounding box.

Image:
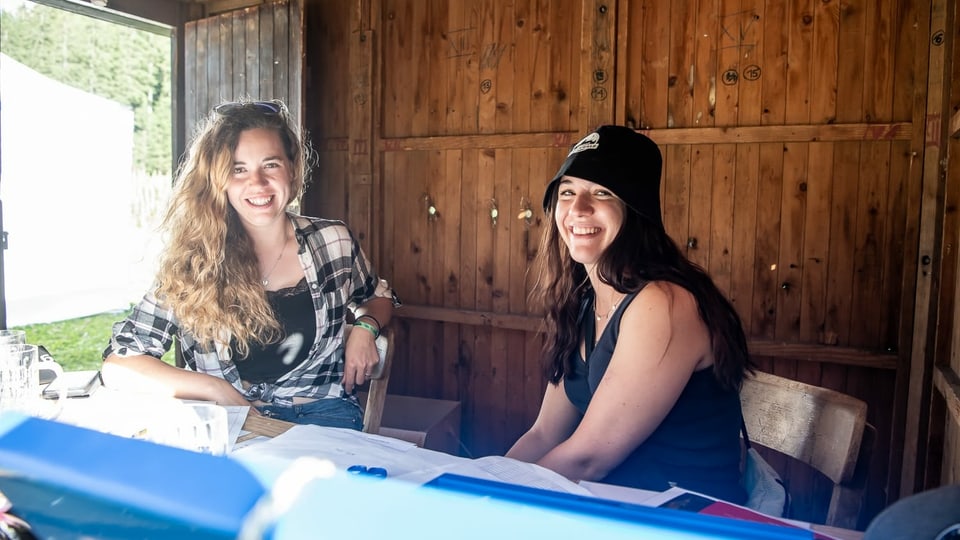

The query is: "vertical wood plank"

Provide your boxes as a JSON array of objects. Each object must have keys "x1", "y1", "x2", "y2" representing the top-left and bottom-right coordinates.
[
  {"x1": 774, "y1": 0, "x2": 814, "y2": 344},
  {"x1": 476, "y1": 0, "x2": 498, "y2": 134},
  {"x1": 272, "y1": 3, "x2": 289, "y2": 104},
  {"x1": 442, "y1": 150, "x2": 464, "y2": 401},
  {"x1": 663, "y1": 0, "x2": 696, "y2": 270},
  {"x1": 512, "y1": 0, "x2": 533, "y2": 134},
  {"x1": 750, "y1": 0, "x2": 787, "y2": 339},
  {"x1": 470, "y1": 145, "x2": 497, "y2": 455},
  {"x1": 258, "y1": 3, "x2": 275, "y2": 99},
  {"x1": 823, "y1": 0, "x2": 864, "y2": 348},
  {"x1": 730, "y1": 0, "x2": 764, "y2": 326},
  {"x1": 427, "y1": 0, "x2": 447, "y2": 134},
  {"x1": 423, "y1": 150, "x2": 446, "y2": 396},
  {"x1": 579, "y1": 0, "x2": 615, "y2": 127},
  {"x1": 216, "y1": 13, "x2": 231, "y2": 102},
  {"x1": 195, "y1": 20, "x2": 209, "y2": 115},
  {"x1": 876, "y1": 0, "x2": 906, "y2": 353},
  {"x1": 184, "y1": 21, "x2": 198, "y2": 134},
  {"x1": 709, "y1": 141, "x2": 734, "y2": 295},
  {"x1": 506, "y1": 148, "x2": 532, "y2": 445},
  {"x1": 445, "y1": 0, "x2": 467, "y2": 135},
  {"x1": 662, "y1": 143, "x2": 692, "y2": 255},
  {"x1": 487, "y1": 148, "x2": 513, "y2": 454},
  {"x1": 409, "y1": 0, "x2": 430, "y2": 136},
  {"x1": 206, "y1": 18, "x2": 220, "y2": 106},
  {"x1": 348, "y1": 0, "x2": 374, "y2": 253},
  {"x1": 547, "y1": 0, "x2": 576, "y2": 131},
  {"x1": 244, "y1": 7, "x2": 260, "y2": 98},
  {"x1": 231, "y1": 11, "x2": 246, "y2": 101},
  {"x1": 638, "y1": 0, "x2": 671, "y2": 128},
  {"x1": 709, "y1": 0, "x2": 742, "y2": 296},
  {"x1": 459, "y1": 147, "x2": 480, "y2": 452},
  {"x1": 494, "y1": 0, "x2": 515, "y2": 133},
  {"x1": 798, "y1": 0, "x2": 838, "y2": 347},
  {"x1": 752, "y1": 142, "x2": 784, "y2": 339},
  {"x1": 685, "y1": 0, "x2": 718, "y2": 269},
  {"x1": 380, "y1": 0, "x2": 406, "y2": 137},
  {"x1": 667, "y1": 0, "x2": 696, "y2": 129},
  {"x1": 288, "y1": 0, "x2": 303, "y2": 124}
]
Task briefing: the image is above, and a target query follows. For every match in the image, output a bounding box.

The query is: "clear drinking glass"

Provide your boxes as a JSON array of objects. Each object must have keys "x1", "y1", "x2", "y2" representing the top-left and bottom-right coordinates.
[
  {"x1": 0, "y1": 330, "x2": 26, "y2": 346},
  {"x1": 140, "y1": 402, "x2": 229, "y2": 455},
  {"x1": 0, "y1": 343, "x2": 64, "y2": 419}
]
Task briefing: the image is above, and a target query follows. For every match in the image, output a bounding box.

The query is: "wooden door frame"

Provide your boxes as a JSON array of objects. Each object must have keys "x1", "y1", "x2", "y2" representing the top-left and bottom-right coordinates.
[{"x1": 900, "y1": 0, "x2": 958, "y2": 497}]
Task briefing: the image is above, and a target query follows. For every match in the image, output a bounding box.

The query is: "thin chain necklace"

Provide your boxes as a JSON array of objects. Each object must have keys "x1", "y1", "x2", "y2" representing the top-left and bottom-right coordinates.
[
  {"x1": 595, "y1": 292, "x2": 625, "y2": 321},
  {"x1": 261, "y1": 235, "x2": 288, "y2": 287}
]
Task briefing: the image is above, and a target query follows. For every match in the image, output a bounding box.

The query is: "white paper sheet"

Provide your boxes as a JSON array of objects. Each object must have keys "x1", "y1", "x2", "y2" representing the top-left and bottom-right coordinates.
[
  {"x1": 578, "y1": 480, "x2": 660, "y2": 504},
  {"x1": 231, "y1": 424, "x2": 591, "y2": 495}
]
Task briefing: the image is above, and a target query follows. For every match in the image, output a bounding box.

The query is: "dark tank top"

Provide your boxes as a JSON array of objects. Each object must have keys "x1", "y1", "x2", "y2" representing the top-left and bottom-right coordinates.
[
  {"x1": 234, "y1": 278, "x2": 316, "y2": 384},
  {"x1": 564, "y1": 289, "x2": 747, "y2": 504}
]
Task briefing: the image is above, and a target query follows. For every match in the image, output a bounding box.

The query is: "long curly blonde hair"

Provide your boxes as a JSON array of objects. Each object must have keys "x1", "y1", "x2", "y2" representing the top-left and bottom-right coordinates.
[{"x1": 155, "y1": 100, "x2": 311, "y2": 356}]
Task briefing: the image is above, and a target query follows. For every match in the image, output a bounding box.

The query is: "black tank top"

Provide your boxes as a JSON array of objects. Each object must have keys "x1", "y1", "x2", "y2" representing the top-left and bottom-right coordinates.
[
  {"x1": 564, "y1": 289, "x2": 747, "y2": 504},
  {"x1": 233, "y1": 278, "x2": 317, "y2": 384}
]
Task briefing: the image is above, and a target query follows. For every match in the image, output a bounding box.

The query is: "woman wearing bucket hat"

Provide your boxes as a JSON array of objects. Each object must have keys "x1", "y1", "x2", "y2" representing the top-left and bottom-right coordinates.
[{"x1": 506, "y1": 125, "x2": 753, "y2": 503}]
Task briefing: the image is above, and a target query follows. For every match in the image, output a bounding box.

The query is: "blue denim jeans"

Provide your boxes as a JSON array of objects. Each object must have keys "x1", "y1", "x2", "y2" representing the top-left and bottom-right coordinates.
[{"x1": 256, "y1": 397, "x2": 363, "y2": 431}]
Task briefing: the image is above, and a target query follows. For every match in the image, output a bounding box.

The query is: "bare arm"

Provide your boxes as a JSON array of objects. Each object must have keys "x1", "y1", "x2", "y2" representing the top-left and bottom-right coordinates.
[
  {"x1": 535, "y1": 282, "x2": 712, "y2": 482},
  {"x1": 506, "y1": 379, "x2": 582, "y2": 463},
  {"x1": 343, "y1": 296, "x2": 395, "y2": 392},
  {"x1": 101, "y1": 353, "x2": 252, "y2": 407}
]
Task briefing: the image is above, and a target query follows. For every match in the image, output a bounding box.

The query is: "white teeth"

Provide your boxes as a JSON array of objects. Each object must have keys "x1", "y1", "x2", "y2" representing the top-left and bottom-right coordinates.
[
  {"x1": 248, "y1": 196, "x2": 273, "y2": 206},
  {"x1": 572, "y1": 226, "x2": 600, "y2": 235}
]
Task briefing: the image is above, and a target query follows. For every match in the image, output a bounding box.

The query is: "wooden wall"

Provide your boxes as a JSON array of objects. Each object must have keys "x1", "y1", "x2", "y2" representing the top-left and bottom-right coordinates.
[
  {"x1": 183, "y1": 0, "x2": 303, "y2": 139},
  {"x1": 298, "y1": 0, "x2": 937, "y2": 527}
]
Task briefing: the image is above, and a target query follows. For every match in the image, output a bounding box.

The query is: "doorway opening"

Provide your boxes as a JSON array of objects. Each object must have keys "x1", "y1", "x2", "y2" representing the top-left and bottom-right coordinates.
[{"x1": 0, "y1": 0, "x2": 173, "y2": 367}]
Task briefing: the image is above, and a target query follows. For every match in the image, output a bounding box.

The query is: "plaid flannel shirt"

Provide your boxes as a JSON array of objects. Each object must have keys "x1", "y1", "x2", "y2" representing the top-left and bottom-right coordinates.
[{"x1": 103, "y1": 213, "x2": 397, "y2": 406}]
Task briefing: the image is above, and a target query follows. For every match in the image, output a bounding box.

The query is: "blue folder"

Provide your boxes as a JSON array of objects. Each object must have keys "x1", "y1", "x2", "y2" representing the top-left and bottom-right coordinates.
[
  {"x1": 265, "y1": 471, "x2": 813, "y2": 539},
  {"x1": 0, "y1": 412, "x2": 265, "y2": 540},
  {"x1": 422, "y1": 473, "x2": 813, "y2": 540}
]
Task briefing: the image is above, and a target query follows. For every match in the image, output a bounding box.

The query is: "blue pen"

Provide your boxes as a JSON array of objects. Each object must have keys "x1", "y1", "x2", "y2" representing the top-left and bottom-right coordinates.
[{"x1": 347, "y1": 465, "x2": 388, "y2": 479}]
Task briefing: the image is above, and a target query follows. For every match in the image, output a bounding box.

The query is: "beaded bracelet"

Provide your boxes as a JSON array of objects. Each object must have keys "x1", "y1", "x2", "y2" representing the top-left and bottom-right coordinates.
[{"x1": 354, "y1": 319, "x2": 380, "y2": 339}]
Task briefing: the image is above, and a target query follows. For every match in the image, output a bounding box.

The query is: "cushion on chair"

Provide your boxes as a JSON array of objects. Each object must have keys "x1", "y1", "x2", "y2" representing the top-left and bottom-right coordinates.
[{"x1": 742, "y1": 448, "x2": 788, "y2": 518}]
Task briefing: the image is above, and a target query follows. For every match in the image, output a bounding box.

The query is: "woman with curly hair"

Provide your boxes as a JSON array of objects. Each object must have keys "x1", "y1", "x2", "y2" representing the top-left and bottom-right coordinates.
[
  {"x1": 102, "y1": 99, "x2": 397, "y2": 429},
  {"x1": 506, "y1": 125, "x2": 752, "y2": 502}
]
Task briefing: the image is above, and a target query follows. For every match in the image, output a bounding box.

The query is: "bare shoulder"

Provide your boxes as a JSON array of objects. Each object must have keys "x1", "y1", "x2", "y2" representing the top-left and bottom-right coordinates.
[{"x1": 630, "y1": 281, "x2": 699, "y2": 319}]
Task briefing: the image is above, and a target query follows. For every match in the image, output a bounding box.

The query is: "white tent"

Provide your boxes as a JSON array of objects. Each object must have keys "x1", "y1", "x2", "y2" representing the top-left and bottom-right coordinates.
[{"x1": 1, "y1": 52, "x2": 151, "y2": 325}]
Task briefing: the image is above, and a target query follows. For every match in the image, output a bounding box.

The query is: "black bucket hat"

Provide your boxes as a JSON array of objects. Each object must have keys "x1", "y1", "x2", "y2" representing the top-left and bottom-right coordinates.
[{"x1": 543, "y1": 125, "x2": 663, "y2": 228}]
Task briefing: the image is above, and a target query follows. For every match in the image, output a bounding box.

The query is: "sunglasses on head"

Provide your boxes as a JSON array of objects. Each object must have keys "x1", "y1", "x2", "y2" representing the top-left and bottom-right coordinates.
[{"x1": 213, "y1": 100, "x2": 283, "y2": 116}]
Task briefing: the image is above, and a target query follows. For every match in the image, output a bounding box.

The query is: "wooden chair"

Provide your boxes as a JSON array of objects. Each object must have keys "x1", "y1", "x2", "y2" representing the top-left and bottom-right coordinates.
[
  {"x1": 740, "y1": 370, "x2": 874, "y2": 529},
  {"x1": 362, "y1": 326, "x2": 394, "y2": 434}
]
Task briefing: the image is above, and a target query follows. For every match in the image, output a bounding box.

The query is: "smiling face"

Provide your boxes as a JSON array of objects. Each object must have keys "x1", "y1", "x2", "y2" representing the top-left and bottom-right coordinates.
[
  {"x1": 554, "y1": 175, "x2": 626, "y2": 267},
  {"x1": 225, "y1": 127, "x2": 293, "y2": 231}
]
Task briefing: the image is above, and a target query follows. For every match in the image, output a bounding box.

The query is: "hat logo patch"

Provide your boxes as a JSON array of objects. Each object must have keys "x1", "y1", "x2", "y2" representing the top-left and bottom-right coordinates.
[{"x1": 568, "y1": 132, "x2": 600, "y2": 156}]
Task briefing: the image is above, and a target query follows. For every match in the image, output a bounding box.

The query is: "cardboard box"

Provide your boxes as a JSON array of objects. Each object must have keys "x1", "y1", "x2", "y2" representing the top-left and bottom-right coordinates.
[{"x1": 358, "y1": 393, "x2": 462, "y2": 455}]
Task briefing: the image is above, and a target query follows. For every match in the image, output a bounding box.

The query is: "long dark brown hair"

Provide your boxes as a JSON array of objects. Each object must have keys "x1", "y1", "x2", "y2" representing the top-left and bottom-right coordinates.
[{"x1": 530, "y1": 199, "x2": 753, "y2": 391}]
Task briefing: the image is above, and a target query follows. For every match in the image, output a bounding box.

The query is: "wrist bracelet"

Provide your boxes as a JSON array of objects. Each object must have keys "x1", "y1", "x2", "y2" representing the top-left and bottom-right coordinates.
[
  {"x1": 356, "y1": 314, "x2": 382, "y2": 332},
  {"x1": 354, "y1": 320, "x2": 379, "y2": 339}
]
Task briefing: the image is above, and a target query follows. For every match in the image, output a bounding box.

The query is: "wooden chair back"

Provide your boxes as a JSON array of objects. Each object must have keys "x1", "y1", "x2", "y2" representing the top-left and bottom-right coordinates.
[
  {"x1": 740, "y1": 370, "x2": 873, "y2": 529},
  {"x1": 362, "y1": 326, "x2": 394, "y2": 434}
]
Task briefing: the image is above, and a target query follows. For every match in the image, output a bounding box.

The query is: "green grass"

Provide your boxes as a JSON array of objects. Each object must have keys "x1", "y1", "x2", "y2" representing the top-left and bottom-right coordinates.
[{"x1": 12, "y1": 309, "x2": 173, "y2": 371}]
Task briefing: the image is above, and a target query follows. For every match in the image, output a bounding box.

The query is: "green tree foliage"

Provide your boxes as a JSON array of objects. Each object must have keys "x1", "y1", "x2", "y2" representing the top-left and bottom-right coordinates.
[{"x1": 0, "y1": 2, "x2": 172, "y2": 174}]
